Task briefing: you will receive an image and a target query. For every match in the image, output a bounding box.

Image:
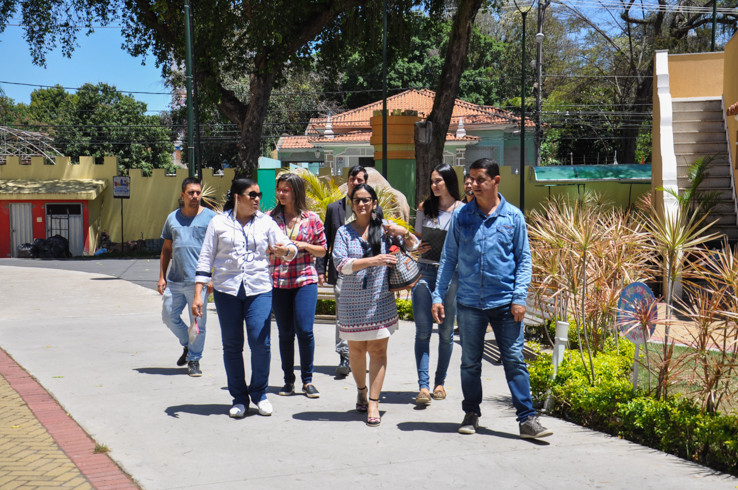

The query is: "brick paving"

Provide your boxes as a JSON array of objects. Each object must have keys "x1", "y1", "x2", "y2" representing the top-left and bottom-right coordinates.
[{"x1": 0, "y1": 348, "x2": 138, "y2": 489}]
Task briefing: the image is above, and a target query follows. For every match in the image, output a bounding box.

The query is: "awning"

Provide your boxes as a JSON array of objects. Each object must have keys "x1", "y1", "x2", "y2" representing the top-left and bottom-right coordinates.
[
  {"x1": 0, "y1": 179, "x2": 107, "y2": 200},
  {"x1": 532, "y1": 164, "x2": 651, "y2": 184}
]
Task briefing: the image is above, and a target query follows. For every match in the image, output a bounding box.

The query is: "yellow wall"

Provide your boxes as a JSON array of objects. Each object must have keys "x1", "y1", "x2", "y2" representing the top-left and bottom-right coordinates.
[
  {"x1": 0, "y1": 156, "x2": 236, "y2": 253},
  {"x1": 668, "y1": 52, "x2": 724, "y2": 98},
  {"x1": 725, "y1": 36, "x2": 738, "y2": 178}
]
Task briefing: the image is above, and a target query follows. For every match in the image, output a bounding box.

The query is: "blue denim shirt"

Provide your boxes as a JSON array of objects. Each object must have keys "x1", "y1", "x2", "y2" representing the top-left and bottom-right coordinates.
[{"x1": 432, "y1": 194, "x2": 531, "y2": 310}]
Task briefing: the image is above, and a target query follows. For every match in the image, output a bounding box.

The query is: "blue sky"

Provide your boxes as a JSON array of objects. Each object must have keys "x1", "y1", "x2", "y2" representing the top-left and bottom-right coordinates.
[{"x1": 0, "y1": 24, "x2": 172, "y2": 113}]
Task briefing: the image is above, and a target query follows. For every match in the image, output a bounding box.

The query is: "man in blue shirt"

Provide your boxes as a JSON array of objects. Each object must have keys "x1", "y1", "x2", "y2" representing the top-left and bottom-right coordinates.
[
  {"x1": 158, "y1": 177, "x2": 217, "y2": 377},
  {"x1": 432, "y1": 158, "x2": 552, "y2": 438}
]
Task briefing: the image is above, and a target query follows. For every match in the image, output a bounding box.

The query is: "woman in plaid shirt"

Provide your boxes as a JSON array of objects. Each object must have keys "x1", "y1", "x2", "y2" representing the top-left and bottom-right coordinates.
[{"x1": 269, "y1": 173, "x2": 327, "y2": 399}]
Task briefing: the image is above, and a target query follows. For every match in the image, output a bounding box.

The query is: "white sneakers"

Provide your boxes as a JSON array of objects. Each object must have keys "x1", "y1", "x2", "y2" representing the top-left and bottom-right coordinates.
[
  {"x1": 257, "y1": 399, "x2": 273, "y2": 416},
  {"x1": 229, "y1": 404, "x2": 246, "y2": 419},
  {"x1": 228, "y1": 398, "x2": 273, "y2": 418}
]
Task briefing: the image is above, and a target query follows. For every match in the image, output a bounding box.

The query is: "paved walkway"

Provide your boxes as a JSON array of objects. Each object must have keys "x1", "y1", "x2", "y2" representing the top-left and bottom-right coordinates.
[{"x1": 1, "y1": 259, "x2": 737, "y2": 489}]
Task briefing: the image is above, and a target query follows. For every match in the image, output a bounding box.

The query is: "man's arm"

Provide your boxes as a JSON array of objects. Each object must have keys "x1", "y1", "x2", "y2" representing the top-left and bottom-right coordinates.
[{"x1": 158, "y1": 239, "x2": 173, "y2": 295}]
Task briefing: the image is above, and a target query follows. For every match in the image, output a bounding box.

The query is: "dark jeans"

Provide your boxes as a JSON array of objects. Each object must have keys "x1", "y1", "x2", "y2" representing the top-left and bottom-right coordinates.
[
  {"x1": 213, "y1": 285, "x2": 272, "y2": 407},
  {"x1": 272, "y1": 283, "x2": 318, "y2": 385},
  {"x1": 456, "y1": 303, "x2": 536, "y2": 422}
]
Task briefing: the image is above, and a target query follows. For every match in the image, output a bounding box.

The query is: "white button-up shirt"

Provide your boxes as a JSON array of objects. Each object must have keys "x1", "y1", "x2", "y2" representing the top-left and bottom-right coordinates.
[{"x1": 195, "y1": 210, "x2": 297, "y2": 296}]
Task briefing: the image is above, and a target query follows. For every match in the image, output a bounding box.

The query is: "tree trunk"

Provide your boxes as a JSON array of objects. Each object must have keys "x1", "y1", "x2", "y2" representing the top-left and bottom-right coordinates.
[
  {"x1": 237, "y1": 71, "x2": 276, "y2": 177},
  {"x1": 414, "y1": 0, "x2": 482, "y2": 206}
]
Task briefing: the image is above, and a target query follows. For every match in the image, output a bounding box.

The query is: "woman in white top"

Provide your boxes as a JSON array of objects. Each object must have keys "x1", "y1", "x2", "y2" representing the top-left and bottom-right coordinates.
[
  {"x1": 411, "y1": 164, "x2": 463, "y2": 405},
  {"x1": 192, "y1": 178, "x2": 297, "y2": 419}
]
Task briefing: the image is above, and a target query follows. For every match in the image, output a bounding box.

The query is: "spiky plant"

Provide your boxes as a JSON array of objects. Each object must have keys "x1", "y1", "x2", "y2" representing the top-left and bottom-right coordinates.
[{"x1": 637, "y1": 193, "x2": 720, "y2": 400}]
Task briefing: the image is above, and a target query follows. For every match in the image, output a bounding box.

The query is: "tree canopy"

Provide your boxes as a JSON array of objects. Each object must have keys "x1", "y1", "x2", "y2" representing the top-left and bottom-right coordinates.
[{"x1": 6, "y1": 83, "x2": 174, "y2": 174}]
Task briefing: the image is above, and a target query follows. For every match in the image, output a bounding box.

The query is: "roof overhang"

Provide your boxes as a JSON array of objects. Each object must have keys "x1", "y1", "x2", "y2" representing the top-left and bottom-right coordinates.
[
  {"x1": 532, "y1": 164, "x2": 651, "y2": 185},
  {"x1": 0, "y1": 179, "x2": 108, "y2": 200}
]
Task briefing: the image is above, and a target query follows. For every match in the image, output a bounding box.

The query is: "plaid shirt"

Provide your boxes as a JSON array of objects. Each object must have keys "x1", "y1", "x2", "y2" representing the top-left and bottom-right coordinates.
[{"x1": 269, "y1": 210, "x2": 327, "y2": 288}]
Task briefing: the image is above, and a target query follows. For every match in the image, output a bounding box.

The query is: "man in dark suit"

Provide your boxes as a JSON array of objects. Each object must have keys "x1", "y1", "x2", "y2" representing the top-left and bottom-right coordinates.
[{"x1": 317, "y1": 165, "x2": 382, "y2": 376}]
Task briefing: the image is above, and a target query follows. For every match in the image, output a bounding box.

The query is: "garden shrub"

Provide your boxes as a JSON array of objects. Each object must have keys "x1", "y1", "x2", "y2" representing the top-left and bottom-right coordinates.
[
  {"x1": 396, "y1": 298, "x2": 414, "y2": 321},
  {"x1": 528, "y1": 339, "x2": 738, "y2": 476}
]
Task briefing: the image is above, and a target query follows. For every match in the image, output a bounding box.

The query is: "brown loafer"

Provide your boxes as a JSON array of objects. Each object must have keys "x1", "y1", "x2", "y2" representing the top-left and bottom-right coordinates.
[
  {"x1": 432, "y1": 386, "x2": 446, "y2": 400},
  {"x1": 415, "y1": 389, "x2": 432, "y2": 405}
]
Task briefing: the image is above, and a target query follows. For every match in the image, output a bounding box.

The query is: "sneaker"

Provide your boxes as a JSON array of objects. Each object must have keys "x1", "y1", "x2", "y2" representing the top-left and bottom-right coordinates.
[
  {"x1": 519, "y1": 416, "x2": 553, "y2": 439},
  {"x1": 187, "y1": 360, "x2": 202, "y2": 377},
  {"x1": 278, "y1": 383, "x2": 295, "y2": 396},
  {"x1": 257, "y1": 399, "x2": 273, "y2": 416},
  {"x1": 229, "y1": 404, "x2": 246, "y2": 419},
  {"x1": 336, "y1": 356, "x2": 351, "y2": 376},
  {"x1": 176, "y1": 346, "x2": 188, "y2": 366},
  {"x1": 458, "y1": 412, "x2": 479, "y2": 435},
  {"x1": 303, "y1": 384, "x2": 320, "y2": 398}
]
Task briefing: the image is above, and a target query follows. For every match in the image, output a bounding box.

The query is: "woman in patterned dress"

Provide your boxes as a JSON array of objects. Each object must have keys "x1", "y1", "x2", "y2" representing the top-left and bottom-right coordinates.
[{"x1": 331, "y1": 183, "x2": 417, "y2": 427}]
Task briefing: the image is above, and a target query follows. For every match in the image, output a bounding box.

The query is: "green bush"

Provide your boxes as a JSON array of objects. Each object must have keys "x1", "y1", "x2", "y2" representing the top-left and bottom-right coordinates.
[
  {"x1": 315, "y1": 299, "x2": 336, "y2": 315},
  {"x1": 396, "y1": 298, "x2": 414, "y2": 321},
  {"x1": 528, "y1": 339, "x2": 738, "y2": 476}
]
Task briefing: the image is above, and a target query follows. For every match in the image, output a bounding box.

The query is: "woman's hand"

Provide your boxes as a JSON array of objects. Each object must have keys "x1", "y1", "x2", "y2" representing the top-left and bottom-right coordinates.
[
  {"x1": 384, "y1": 223, "x2": 407, "y2": 237},
  {"x1": 374, "y1": 253, "x2": 397, "y2": 267},
  {"x1": 272, "y1": 242, "x2": 291, "y2": 257},
  {"x1": 192, "y1": 293, "x2": 203, "y2": 318}
]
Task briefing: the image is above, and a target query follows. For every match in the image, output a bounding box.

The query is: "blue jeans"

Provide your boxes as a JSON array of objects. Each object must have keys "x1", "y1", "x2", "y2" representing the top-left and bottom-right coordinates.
[
  {"x1": 456, "y1": 303, "x2": 536, "y2": 422},
  {"x1": 272, "y1": 283, "x2": 318, "y2": 385},
  {"x1": 213, "y1": 285, "x2": 272, "y2": 407},
  {"x1": 162, "y1": 281, "x2": 208, "y2": 361},
  {"x1": 412, "y1": 263, "x2": 458, "y2": 390}
]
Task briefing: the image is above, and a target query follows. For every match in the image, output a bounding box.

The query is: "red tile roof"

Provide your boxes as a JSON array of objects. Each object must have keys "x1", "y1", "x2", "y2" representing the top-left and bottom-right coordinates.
[
  {"x1": 307, "y1": 89, "x2": 533, "y2": 135},
  {"x1": 277, "y1": 89, "x2": 526, "y2": 150}
]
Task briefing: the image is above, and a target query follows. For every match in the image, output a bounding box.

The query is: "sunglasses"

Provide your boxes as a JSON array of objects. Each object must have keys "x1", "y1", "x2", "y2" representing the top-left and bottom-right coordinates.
[
  {"x1": 352, "y1": 197, "x2": 373, "y2": 205},
  {"x1": 241, "y1": 191, "x2": 262, "y2": 199}
]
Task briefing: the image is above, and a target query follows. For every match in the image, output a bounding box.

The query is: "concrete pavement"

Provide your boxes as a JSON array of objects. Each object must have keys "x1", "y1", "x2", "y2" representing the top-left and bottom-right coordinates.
[{"x1": 1, "y1": 259, "x2": 737, "y2": 489}]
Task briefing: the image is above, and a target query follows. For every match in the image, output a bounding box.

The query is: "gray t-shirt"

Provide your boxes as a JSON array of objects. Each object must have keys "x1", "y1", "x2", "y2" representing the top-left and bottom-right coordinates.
[{"x1": 161, "y1": 207, "x2": 217, "y2": 283}]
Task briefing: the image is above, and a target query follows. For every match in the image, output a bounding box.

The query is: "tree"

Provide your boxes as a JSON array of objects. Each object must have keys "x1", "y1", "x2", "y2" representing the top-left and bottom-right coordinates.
[
  {"x1": 414, "y1": 0, "x2": 484, "y2": 206},
  {"x1": 1, "y1": 0, "x2": 395, "y2": 175},
  {"x1": 552, "y1": 1, "x2": 738, "y2": 164},
  {"x1": 27, "y1": 83, "x2": 174, "y2": 174},
  {"x1": 331, "y1": 12, "x2": 507, "y2": 109}
]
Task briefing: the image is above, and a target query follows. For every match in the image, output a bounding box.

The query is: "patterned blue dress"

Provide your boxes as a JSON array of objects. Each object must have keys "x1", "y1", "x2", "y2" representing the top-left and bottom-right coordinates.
[{"x1": 332, "y1": 224, "x2": 398, "y2": 341}]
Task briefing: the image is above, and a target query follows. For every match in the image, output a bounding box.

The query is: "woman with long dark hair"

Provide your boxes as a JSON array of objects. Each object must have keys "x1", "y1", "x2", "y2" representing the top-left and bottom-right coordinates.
[
  {"x1": 192, "y1": 178, "x2": 298, "y2": 419},
  {"x1": 411, "y1": 163, "x2": 463, "y2": 405},
  {"x1": 269, "y1": 172, "x2": 327, "y2": 399},
  {"x1": 332, "y1": 183, "x2": 416, "y2": 427}
]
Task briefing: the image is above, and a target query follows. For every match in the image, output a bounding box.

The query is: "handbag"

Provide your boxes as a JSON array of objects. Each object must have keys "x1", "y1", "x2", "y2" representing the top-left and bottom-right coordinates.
[{"x1": 387, "y1": 241, "x2": 421, "y2": 291}]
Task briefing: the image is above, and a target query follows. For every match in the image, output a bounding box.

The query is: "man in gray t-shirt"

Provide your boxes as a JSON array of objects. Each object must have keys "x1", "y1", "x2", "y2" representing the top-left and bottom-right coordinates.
[{"x1": 158, "y1": 177, "x2": 216, "y2": 377}]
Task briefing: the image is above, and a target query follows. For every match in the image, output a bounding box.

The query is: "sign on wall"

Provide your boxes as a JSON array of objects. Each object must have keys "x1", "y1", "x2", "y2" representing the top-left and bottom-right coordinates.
[{"x1": 113, "y1": 176, "x2": 131, "y2": 199}]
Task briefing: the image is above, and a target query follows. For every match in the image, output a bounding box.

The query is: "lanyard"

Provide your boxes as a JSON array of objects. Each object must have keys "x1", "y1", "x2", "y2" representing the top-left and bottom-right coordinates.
[{"x1": 283, "y1": 212, "x2": 301, "y2": 240}]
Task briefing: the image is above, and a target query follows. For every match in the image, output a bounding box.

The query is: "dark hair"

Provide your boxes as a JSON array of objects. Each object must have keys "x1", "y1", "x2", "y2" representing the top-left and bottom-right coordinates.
[
  {"x1": 181, "y1": 177, "x2": 202, "y2": 192},
  {"x1": 421, "y1": 163, "x2": 461, "y2": 219},
  {"x1": 469, "y1": 158, "x2": 500, "y2": 178},
  {"x1": 350, "y1": 183, "x2": 383, "y2": 256},
  {"x1": 463, "y1": 173, "x2": 473, "y2": 182},
  {"x1": 223, "y1": 178, "x2": 258, "y2": 212},
  {"x1": 271, "y1": 172, "x2": 308, "y2": 218},
  {"x1": 348, "y1": 165, "x2": 369, "y2": 182}
]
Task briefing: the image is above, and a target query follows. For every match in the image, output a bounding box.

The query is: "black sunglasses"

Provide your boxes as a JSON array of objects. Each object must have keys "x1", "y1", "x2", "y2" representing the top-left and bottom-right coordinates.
[
  {"x1": 352, "y1": 197, "x2": 372, "y2": 205},
  {"x1": 242, "y1": 191, "x2": 262, "y2": 199}
]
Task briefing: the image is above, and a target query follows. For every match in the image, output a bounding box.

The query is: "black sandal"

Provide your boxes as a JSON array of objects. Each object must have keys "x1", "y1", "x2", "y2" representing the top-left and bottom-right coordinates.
[
  {"x1": 356, "y1": 386, "x2": 368, "y2": 413},
  {"x1": 366, "y1": 397, "x2": 381, "y2": 427}
]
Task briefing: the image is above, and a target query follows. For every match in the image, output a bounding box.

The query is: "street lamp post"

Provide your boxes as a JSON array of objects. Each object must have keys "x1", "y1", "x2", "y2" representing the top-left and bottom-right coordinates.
[{"x1": 513, "y1": 0, "x2": 536, "y2": 215}]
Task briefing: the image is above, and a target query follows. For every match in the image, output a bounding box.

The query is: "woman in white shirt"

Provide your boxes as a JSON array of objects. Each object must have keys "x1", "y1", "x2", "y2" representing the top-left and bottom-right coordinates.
[
  {"x1": 412, "y1": 164, "x2": 462, "y2": 405},
  {"x1": 192, "y1": 178, "x2": 297, "y2": 419}
]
